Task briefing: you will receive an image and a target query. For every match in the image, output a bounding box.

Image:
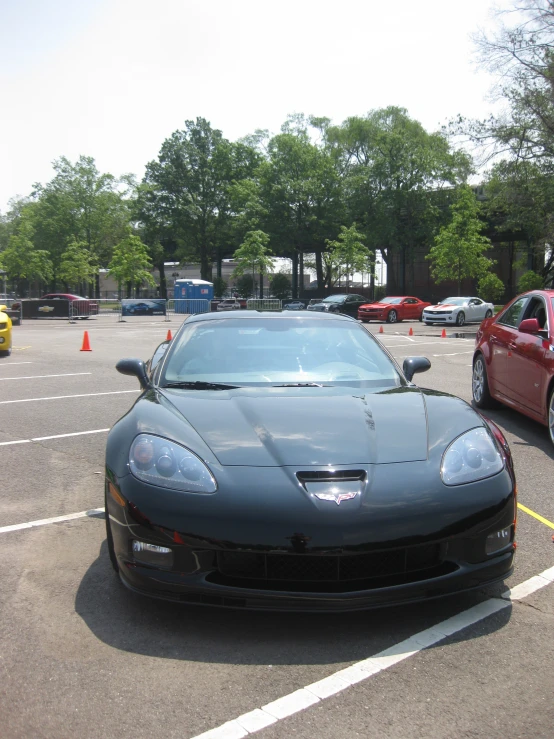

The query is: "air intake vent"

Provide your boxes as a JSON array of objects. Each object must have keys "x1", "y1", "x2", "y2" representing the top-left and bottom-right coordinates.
[{"x1": 296, "y1": 470, "x2": 366, "y2": 483}]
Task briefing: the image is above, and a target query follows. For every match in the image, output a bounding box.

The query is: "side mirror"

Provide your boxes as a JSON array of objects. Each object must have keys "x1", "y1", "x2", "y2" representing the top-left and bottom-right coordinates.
[
  {"x1": 518, "y1": 318, "x2": 540, "y2": 334},
  {"x1": 403, "y1": 356, "x2": 431, "y2": 382},
  {"x1": 116, "y1": 358, "x2": 151, "y2": 390}
]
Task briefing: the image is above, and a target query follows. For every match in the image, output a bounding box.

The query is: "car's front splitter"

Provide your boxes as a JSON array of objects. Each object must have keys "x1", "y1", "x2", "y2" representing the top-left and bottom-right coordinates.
[{"x1": 116, "y1": 553, "x2": 514, "y2": 612}]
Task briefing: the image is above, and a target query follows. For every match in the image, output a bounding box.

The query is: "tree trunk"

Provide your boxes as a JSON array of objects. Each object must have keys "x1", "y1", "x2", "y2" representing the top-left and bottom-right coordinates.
[
  {"x1": 291, "y1": 251, "x2": 298, "y2": 299},
  {"x1": 299, "y1": 251, "x2": 304, "y2": 297},
  {"x1": 315, "y1": 249, "x2": 323, "y2": 290},
  {"x1": 158, "y1": 260, "x2": 167, "y2": 299}
]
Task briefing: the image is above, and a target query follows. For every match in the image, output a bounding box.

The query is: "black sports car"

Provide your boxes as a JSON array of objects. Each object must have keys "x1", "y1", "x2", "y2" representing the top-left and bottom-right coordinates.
[{"x1": 105, "y1": 311, "x2": 516, "y2": 611}]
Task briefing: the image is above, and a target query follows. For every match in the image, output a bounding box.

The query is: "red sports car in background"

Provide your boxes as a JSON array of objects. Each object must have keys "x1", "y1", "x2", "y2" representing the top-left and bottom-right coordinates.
[
  {"x1": 358, "y1": 296, "x2": 431, "y2": 323},
  {"x1": 41, "y1": 293, "x2": 99, "y2": 316},
  {"x1": 472, "y1": 289, "x2": 554, "y2": 446}
]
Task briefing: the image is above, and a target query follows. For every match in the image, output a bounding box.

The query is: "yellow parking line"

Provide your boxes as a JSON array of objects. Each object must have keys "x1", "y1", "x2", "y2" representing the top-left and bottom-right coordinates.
[{"x1": 517, "y1": 502, "x2": 554, "y2": 530}]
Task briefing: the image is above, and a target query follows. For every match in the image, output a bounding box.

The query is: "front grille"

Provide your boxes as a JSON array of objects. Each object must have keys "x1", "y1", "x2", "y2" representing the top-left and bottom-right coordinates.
[{"x1": 216, "y1": 544, "x2": 442, "y2": 584}]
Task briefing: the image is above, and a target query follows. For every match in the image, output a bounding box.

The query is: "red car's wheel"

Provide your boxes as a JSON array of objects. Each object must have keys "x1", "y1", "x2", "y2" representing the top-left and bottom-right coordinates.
[{"x1": 472, "y1": 354, "x2": 497, "y2": 409}]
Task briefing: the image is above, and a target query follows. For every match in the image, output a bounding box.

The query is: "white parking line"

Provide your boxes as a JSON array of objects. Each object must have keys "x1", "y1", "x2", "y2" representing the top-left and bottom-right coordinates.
[
  {"x1": 0, "y1": 428, "x2": 110, "y2": 446},
  {"x1": 0, "y1": 389, "x2": 139, "y2": 404},
  {"x1": 0, "y1": 508, "x2": 105, "y2": 534},
  {"x1": 0, "y1": 362, "x2": 32, "y2": 367},
  {"x1": 190, "y1": 566, "x2": 554, "y2": 739},
  {"x1": 0, "y1": 372, "x2": 91, "y2": 381},
  {"x1": 432, "y1": 351, "x2": 473, "y2": 357}
]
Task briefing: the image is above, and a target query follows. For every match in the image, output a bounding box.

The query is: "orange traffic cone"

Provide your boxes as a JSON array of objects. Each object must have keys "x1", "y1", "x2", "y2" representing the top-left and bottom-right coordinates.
[
  {"x1": 80, "y1": 331, "x2": 92, "y2": 351},
  {"x1": 166, "y1": 329, "x2": 172, "y2": 341},
  {"x1": 379, "y1": 325, "x2": 384, "y2": 334},
  {"x1": 441, "y1": 328, "x2": 447, "y2": 338},
  {"x1": 408, "y1": 327, "x2": 413, "y2": 336}
]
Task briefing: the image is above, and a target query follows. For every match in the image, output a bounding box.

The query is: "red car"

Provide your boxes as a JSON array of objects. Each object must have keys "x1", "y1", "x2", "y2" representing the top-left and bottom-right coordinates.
[
  {"x1": 358, "y1": 296, "x2": 431, "y2": 323},
  {"x1": 472, "y1": 289, "x2": 554, "y2": 446},
  {"x1": 41, "y1": 293, "x2": 99, "y2": 316}
]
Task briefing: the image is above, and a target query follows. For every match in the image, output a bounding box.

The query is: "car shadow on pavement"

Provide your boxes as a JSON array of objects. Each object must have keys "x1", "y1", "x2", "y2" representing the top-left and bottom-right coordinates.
[
  {"x1": 74, "y1": 541, "x2": 512, "y2": 667},
  {"x1": 474, "y1": 403, "x2": 554, "y2": 461}
]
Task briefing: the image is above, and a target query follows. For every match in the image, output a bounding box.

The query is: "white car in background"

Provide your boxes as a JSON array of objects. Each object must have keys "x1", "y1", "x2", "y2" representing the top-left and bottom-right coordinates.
[{"x1": 422, "y1": 297, "x2": 494, "y2": 327}]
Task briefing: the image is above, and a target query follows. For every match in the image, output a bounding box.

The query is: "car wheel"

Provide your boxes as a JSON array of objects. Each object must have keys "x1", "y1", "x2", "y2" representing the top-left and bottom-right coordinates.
[
  {"x1": 419, "y1": 314, "x2": 423, "y2": 322},
  {"x1": 472, "y1": 354, "x2": 496, "y2": 409},
  {"x1": 424, "y1": 322, "x2": 432, "y2": 326},
  {"x1": 548, "y1": 386, "x2": 554, "y2": 448},
  {"x1": 105, "y1": 495, "x2": 119, "y2": 573},
  {"x1": 360, "y1": 319, "x2": 369, "y2": 323},
  {"x1": 485, "y1": 309, "x2": 493, "y2": 319},
  {"x1": 387, "y1": 310, "x2": 397, "y2": 323},
  {"x1": 456, "y1": 311, "x2": 465, "y2": 327}
]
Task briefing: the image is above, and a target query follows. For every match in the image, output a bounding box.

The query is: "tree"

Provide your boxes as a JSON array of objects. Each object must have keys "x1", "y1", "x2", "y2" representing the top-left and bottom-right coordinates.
[
  {"x1": 269, "y1": 272, "x2": 291, "y2": 300},
  {"x1": 31, "y1": 156, "x2": 130, "y2": 292},
  {"x1": 235, "y1": 274, "x2": 255, "y2": 298},
  {"x1": 426, "y1": 186, "x2": 494, "y2": 295},
  {"x1": 518, "y1": 269, "x2": 544, "y2": 291},
  {"x1": 212, "y1": 276, "x2": 227, "y2": 298},
  {"x1": 325, "y1": 224, "x2": 369, "y2": 291},
  {"x1": 58, "y1": 239, "x2": 98, "y2": 292},
  {"x1": 478, "y1": 272, "x2": 505, "y2": 303},
  {"x1": 326, "y1": 107, "x2": 471, "y2": 293},
  {"x1": 0, "y1": 216, "x2": 53, "y2": 295},
  {"x1": 108, "y1": 234, "x2": 156, "y2": 297},
  {"x1": 232, "y1": 230, "x2": 273, "y2": 297},
  {"x1": 142, "y1": 118, "x2": 261, "y2": 281},
  {"x1": 469, "y1": 0, "x2": 554, "y2": 163}
]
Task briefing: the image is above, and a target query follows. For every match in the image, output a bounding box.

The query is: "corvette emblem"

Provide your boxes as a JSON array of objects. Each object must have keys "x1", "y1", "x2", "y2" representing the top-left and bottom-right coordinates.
[{"x1": 314, "y1": 491, "x2": 358, "y2": 505}]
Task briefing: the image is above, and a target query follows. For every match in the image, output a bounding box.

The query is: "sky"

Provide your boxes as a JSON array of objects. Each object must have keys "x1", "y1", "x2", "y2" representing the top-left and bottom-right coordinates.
[{"x1": 0, "y1": 0, "x2": 513, "y2": 214}]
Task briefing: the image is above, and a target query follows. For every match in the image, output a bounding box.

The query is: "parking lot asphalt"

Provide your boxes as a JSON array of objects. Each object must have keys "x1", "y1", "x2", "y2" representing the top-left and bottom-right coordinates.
[{"x1": 1, "y1": 315, "x2": 553, "y2": 739}]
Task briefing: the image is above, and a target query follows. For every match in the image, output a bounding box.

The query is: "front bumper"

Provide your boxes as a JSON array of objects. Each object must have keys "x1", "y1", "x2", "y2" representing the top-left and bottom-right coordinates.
[
  {"x1": 106, "y1": 470, "x2": 516, "y2": 612},
  {"x1": 423, "y1": 313, "x2": 455, "y2": 323}
]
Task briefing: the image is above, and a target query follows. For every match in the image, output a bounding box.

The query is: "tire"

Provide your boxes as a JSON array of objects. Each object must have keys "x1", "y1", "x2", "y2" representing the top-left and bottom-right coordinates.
[
  {"x1": 424, "y1": 322, "x2": 432, "y2": 326},
  {"x1": 456, "y1": 311, "x2": 465, "y2": 327},
  {"x1": 419, "y1": 314, "x2": 423, "y2": 322},
  {"x1": 485, "y1": 310, "x2": 493, "y2": 319},
  {"x1": 387, "y1": 310, "x2": 397, "y2": 323},
  {"x1": 548, "y1": 386, "x2": 554, "y2": 448},
  {"x1": 472, "y1": 354, "x2": 496, "y2": 409},
  {"x1": 105, "y1": 494, "x2": 119, "y2": 573}
]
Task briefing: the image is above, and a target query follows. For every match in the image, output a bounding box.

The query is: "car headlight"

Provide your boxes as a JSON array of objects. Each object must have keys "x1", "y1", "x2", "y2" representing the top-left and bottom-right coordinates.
[
  {"x1": 129, "y1": 434, "x2": 217, "y2": 493},
  {"x1": 441, "y1": 427, "x2": 504, "y2": 486}
]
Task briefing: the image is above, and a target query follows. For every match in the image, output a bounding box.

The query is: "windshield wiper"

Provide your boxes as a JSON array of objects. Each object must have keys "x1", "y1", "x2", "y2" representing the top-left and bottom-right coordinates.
[
  {"x1": 272, "y1": 382, "x2": 327, "y2": 387},
  {"x1": 162, "y1": 381, "x2": 240, "y2": 390}
]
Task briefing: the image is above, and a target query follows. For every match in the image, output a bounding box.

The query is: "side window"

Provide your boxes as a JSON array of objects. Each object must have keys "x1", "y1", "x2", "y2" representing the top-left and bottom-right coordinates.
[
  {"x1": 522, "y1": 297, "x2": 548, "y2": 330},
  {"x1": 497, "y1": 297, "x2": 527, "y2": 328}
]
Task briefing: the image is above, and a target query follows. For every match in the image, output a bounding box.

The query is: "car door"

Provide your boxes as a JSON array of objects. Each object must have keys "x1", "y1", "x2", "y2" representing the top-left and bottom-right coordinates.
[
  {"x1": 342, "y1": 295, "x2": 361, "y2": 317},
  {"x1": 505, "y1": 297, "x2": 550, "y2": 414},
  {"x1": 468, "y1": 298, "x2": 485, "y2": 321},
  {"x1": 487, "y1": 296, "x2": 529, "y2": 399},
  {"x1": 402, "y1": 298, "x2": 418, "y2": 319}
]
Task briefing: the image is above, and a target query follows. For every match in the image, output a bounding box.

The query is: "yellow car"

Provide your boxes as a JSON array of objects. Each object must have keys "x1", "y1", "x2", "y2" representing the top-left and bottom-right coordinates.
[{"x1": 0, "y1": 305, "x2": 13, "y2": 357}]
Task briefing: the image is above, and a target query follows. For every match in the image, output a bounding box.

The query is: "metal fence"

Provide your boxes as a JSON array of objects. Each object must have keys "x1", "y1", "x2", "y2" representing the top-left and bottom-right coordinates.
[{"x1": 246, "y1": 299, "x2": 282, "y2": 311}]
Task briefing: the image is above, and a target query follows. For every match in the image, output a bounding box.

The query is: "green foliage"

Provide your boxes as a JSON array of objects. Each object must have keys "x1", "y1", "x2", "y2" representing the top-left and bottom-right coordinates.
[
  {"x1": 233, "y1": 230, "x2": 273, "y2": 278},
  {"x1": 518, "y1": 270, "x2": 544, "y2": 293},
  {"x1": 235, "y1": 274, "x2": 255, "y2": 298},
  {"x1": 478, "y1": 272, "x2": 505, "y2": 303},
  {"x1": 0, "y1": 216, "x2": 53, "y2": 285},
  {"x1": 269, "y1": 272, "x2": 291, "y2": 300},
  {"x1": 58, "y1": 239, "x2": 98, "y2": 287},
  {"x1": 108, "y1": 234, "x2": 156, "y2": 294},
  {"x1": 142, "y1": 118, "x2": 262, "y2": 281},
  {"x1": 325, "y1": 224, "x2": 369, "y2": 290},
  {"x1": 426, "y1": 185, "x2": 493, "y2": 295},
  {"x1": 212, "y1": 276, "x2": 227, "y2": 298}
]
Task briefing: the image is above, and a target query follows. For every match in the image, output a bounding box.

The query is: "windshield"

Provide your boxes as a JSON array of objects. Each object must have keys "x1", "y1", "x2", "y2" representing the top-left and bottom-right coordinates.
[
  {"x1": 440, "y1": 297, "x2": 467, "y2": 306},
  {"x1": 321, "y1": 295, "x2": 345, "y2": 303},
  {"x1": 161, "y1": 318, "x2": 402, "y2": 389},
  {"x1": 378, "y1": 297, "x2": 402, "y2": 305}
]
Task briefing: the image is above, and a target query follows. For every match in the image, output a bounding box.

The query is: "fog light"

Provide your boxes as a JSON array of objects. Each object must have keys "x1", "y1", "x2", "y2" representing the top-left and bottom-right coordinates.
[
  {"x1": 486, "y1": 526, "x2": 513, "y2": 555},
  {"x1": 132, "y1": 540, "x2": 173, "y2": 567}
]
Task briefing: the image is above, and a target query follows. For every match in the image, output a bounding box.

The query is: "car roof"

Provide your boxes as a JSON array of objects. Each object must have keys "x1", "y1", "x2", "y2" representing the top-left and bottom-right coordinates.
[{"x1": 186, "y1": 310, "x2": 357, "y2": 323}]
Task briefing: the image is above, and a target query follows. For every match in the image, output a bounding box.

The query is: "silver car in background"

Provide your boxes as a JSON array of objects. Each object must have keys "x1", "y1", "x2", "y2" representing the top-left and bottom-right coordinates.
[{"x1": 423, "y1": 297, "x2": 494, "y2": 327}]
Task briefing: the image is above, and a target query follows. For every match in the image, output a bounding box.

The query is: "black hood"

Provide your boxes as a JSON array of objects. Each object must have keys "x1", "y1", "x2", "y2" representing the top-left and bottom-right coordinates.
[{"x1": 161, "y1": 386, "x2": 429, "y2": 466}]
